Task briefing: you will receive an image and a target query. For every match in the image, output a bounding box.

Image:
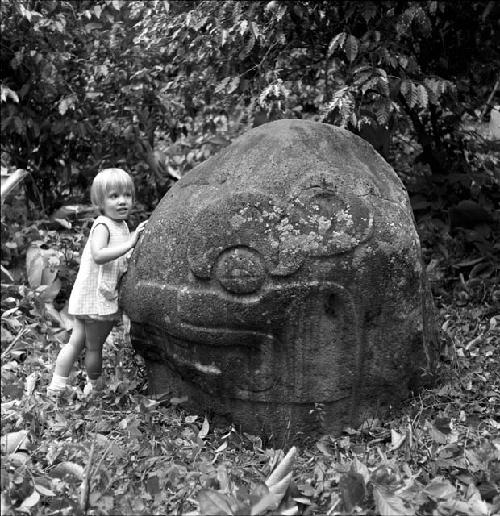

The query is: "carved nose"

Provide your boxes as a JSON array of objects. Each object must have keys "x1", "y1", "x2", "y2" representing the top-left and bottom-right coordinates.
[{"x1": 214, "y1": 246, "x2": 266, "y2": 294}]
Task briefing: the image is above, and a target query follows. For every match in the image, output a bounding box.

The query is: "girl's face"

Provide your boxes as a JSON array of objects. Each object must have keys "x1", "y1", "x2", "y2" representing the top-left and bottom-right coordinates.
[{"x1": 102, "y1": 188, "x2": 133, "y2": 221}]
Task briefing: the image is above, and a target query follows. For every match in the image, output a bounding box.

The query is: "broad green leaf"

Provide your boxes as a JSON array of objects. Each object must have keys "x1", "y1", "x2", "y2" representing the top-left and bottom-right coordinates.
[
  {"x1": 344, "y1": 34, "x2": 359, "y2": 62},
  {"x1": 268, "y1": 472, "x2": 292, "y2": 501},
  {"x1": 353, "y1": 64, "x2": 372, "y2": 75},
  {"x1": 373, "y1": 486, "x2": 414, "y2": 516},
  {"x1": 350, "y1": 458, "x2": 370, "y2": 484},
  {"x1": 0, "y1": 85, "x2": 19, "y2": 103},
  {"x1": 327, "y1": 32, "x2": 347, "y2": 58},
  {"x1": 1, "y1": 325, "x2": 14, "y2": 343},
  {"x1": 467, "y1": 494, "x2": 490, "y2": 516},
  {"x1": 427, "y1": 420, "x2": 448, "y2": 444},
  {"x1": 241, "y1": 33, "x2": 256, "y2": 58},
  {"x1": 227, "y1": 76, "x2": 240, "y2": 94},
  {"x1": 423, "y1": 477, "x2": 456, "y2": 500},
  {"x1": 390, "y1": 429, "x2": 406, "y2": 450},
  {"x1": 266, "y1": 447, "x2": 297, "y2": 487},
  {"x1": 316, "y1": 440, "x2": 332, "y2": 456},
  {"x1": 250, "y1": 491, "x2": 282, "y2": 515},
  {"x1": 50, "y1": 461, "x2": 84, "y2": 482},
  {"x1": 1, "y1": 430, "x2": 29, "y2": 454},
  {"x1": 198, "y1": 417, "x2": 210, "y2": 439},
  {"x1": 53, "y1": 218, "x2": 72, "y2": 229},
  {"x1": 378, "y1": 76, "x2": 390, "y2": 96},
  {"x1": 264, "y1": 1, "x2": 276, "y2": 12},
  {"x1": 215, "y1": 77, "x2": 231, "y2": 94},
  {"x1": 26, "y1": 245, "x2": 45, "y2": 288},
  {"x1": 19, "y1": 490, "x2": 40, "y2": 510},
  {"x1": 197, "y1": 489, "x2": 233, "y2": 515},
  {"x1": 215, "y1": 440, "x2": 228, "y2": 453},
  {"x1": 9, "y1": 451, "x2": 30, "y2": 467}
]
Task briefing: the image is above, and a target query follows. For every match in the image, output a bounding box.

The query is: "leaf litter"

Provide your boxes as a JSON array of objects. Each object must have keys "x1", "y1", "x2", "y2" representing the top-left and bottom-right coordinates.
[{"x1": 1, "y1": 260, "x2": 499, "y2": 514}]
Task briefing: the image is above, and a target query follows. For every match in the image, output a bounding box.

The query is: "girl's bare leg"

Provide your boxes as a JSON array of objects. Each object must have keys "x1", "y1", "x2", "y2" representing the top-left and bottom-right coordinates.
[
  {"x1": 84, "y1": 320, "x2": 114, "y2": 380},
  {"x1": 53, "y1": 318, "x2": 86, "y2": 377}
]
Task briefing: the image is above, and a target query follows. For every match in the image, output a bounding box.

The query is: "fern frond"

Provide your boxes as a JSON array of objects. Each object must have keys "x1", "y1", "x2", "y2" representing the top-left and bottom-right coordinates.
[
  {"x1": 417, "y1": 84, "x2": 428, "y2": 108},
  {"x1": 327, "y1": 32, "x2": 347, "y2": 58}
]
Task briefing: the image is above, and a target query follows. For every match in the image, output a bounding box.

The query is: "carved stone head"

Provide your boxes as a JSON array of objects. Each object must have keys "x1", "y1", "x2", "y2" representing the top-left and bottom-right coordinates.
[{"x1": 122, "y1": 119, "x2": 437, "y2": 438}]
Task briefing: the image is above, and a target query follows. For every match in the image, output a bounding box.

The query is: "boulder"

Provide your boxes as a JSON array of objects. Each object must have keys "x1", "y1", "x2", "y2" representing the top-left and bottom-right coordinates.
[{"x1": 121, "y1": 119, "x2": 438, "y2": 439}]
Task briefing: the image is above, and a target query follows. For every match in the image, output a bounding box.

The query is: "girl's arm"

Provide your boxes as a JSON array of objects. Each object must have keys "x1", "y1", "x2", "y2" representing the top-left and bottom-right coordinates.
[{"x1": 91, "y1": 221, "x2": 147, "y2": 265}]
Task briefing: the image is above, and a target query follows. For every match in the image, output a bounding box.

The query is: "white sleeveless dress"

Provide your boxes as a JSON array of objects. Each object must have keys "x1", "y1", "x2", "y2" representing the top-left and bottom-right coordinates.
[{"x1": 68, "y1": 215, "x2": 130, "y2": 320}]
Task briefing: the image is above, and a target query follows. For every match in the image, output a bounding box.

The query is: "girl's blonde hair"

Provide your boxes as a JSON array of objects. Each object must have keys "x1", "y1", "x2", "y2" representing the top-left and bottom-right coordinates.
[{"x1": 90, "y1": 168, "x2": 135, "y2": 213}]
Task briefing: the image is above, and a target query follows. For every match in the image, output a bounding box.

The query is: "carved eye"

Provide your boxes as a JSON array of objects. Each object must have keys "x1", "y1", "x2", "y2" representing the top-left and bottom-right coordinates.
[
  {"x1": 285, "y1": 190, "x2": 373, "y2": 257},
  {"x1": 215, "y1": 247, "x2": 266, "y2": 294}
]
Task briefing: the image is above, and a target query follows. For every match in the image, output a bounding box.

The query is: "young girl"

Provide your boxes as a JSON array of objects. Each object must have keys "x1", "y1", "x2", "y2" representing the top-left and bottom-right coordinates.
[{"x1": 47, "y1": 168, "x2": 147, "y2": 397}]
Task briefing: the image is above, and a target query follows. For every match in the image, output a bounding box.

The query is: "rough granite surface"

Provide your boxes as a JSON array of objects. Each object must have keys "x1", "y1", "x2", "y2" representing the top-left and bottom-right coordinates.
[{"x1": 121, "y1": 119, "x2": 438, "y2": 439}]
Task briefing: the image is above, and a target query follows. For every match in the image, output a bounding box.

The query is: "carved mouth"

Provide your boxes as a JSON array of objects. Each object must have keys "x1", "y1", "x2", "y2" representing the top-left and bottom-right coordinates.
[
  {"x1": 133, "y1": 279, "x2": 349, "y2": 346},
  {"x1": 169, "y1": 321, "x2": 277, "y2": 348},
  {"x1": 131, "y1": 279, "x2": 358, "y2": 400},
  {"x1": 133, "y1": 318, "x2": 278, "y2": 394}
]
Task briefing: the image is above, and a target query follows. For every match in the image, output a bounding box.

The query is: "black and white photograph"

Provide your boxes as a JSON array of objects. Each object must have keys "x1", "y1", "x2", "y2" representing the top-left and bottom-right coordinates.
[{"x1": 1, "y1": 1, "x2": 499, "y2": 514}]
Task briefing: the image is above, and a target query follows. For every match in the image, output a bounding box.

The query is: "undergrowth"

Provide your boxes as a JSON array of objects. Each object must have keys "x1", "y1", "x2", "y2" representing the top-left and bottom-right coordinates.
[
  {"x1": 1, "y1": 213, "x2": 499, "y2": 515},
  {"x1": 2, "y1": 296, "x2": 498, "y2": 515}
]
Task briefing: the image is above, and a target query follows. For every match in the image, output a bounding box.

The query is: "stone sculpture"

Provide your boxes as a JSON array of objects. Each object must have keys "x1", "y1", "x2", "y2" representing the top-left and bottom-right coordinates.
[{"x1": 121, "y1": 119, "x2": 437, "y2": 439}]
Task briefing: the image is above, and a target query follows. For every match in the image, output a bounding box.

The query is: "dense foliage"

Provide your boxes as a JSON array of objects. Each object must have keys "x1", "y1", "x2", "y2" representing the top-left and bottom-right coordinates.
[{"x1": 2, "y1": 0, "x2": 498, "y2": 313}]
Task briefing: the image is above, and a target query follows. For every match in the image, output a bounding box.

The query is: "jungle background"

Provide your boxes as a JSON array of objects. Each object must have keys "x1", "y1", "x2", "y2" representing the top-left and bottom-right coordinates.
[{"x1": 1, "y1": 1, "x2": 499, "y2": 514}]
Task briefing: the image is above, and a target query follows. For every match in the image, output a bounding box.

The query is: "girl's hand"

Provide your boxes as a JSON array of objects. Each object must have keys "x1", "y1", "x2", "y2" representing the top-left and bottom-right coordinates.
[
  {"x1": 91, "y1": 220, "x2": 148, "y2": 265},
  {"x1": 130, "y1": 221, "x2": 147, "y2": 248}
]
